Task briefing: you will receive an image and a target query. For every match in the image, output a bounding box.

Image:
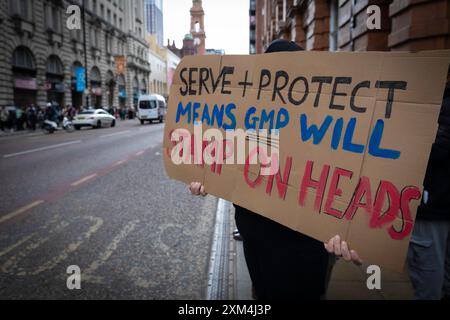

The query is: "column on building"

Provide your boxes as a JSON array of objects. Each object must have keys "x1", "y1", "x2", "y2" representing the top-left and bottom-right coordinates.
[
  {"x1": 45, "y1": 55, "x2": 65, "y2": 107},
  {"x1": 90, "y1": 66, "x2": 102, "y2": 108}
]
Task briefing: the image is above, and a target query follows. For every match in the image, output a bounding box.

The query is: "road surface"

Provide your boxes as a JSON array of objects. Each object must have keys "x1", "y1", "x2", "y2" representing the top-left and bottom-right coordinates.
[{"x1": 0, "y1": 120, "x2": 216, "y2": 299}]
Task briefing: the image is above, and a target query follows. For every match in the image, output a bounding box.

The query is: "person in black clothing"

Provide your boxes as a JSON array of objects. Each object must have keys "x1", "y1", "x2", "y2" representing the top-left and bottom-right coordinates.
[
  {"x1": 407, "y1": 68, "x2": 450, "y2": 300},
  {"x1": 189, "y1": 40, "x2": 362, "y2": 300}
]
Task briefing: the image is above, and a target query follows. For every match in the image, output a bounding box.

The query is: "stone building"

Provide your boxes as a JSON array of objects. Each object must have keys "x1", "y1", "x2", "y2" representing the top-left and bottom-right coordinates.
[
  {"x1": 0, "y1": 0, "x2": 150, "y2": 111},
  {"x1": 253, "y1": 0, "x2": 450, "y2": 53}
]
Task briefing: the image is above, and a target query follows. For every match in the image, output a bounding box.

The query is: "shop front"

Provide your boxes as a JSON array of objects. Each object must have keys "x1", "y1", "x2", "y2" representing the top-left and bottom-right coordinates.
[
  {"x1": 117, "y1": 75, "x2": 127, "y2": 108},
  {"x1": 71, "y1": 62, "x2": 84, "y2": 109},
  {"x1": 132, "y1": 77, "x2": 139, "y2": 108},
  {"x1": 12, "y1": 46, "x2": 37, "y2": 108},
  {"x1": 90, "y1": 67, "x2": 102, "y2": 108},
  {"x1": 105, "y1": 71, "x2": 116, "y2": 108},
  {"x1": 46, "y1": 55, "x2": 65, "y2": 107}
]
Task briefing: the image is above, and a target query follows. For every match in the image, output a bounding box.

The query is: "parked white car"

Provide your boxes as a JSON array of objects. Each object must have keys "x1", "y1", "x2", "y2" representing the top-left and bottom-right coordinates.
[{"x1": 73, "y1": 109, "x2": 116, "y2": 130}]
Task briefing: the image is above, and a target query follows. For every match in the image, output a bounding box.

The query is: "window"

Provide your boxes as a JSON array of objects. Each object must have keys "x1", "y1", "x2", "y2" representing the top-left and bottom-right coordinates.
[
  {"x1": 46, "y1": 56, "x2": 64, "y2": 75},
  {"x1": 11, "y1": 0, "x2": 30, "y2": 20},
  {"x1": 19, "y1": 0, "x2": 29, "y2": 17},
  {"x1": 91, "y1": 27, "x2": 99, "y2": 48},
  {"x1": 105, "y1": 34, "x2": 112, "y2": 54},
  {"x1": 139, "y1": 101, "x2": 156, "y2": 109},
  {"x1": 52, "y1": 6, "x2": 61, "y2": 33},
  {"x1": 12, "y1": 47, "x2": 36, "y2": 70},
  {"x1": 92, "y1": 0, "x2": 97, "y2": 14}
]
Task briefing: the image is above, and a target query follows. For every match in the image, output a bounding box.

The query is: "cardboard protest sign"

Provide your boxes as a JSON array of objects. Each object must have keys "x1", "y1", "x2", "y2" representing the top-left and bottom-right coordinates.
[{"x1": 163, "y1": 50, "x2": 450, "y2": 272}]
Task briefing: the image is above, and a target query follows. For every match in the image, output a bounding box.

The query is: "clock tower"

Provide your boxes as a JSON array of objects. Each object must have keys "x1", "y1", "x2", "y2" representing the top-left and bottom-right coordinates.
[{"x1": 190, "y1": 0, "x2": 206, "y2": 55}]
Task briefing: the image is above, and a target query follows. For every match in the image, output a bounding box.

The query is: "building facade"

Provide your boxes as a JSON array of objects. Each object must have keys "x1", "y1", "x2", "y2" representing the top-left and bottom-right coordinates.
[
  {"x1": 0, "y1": 0, "x2": 151, "y2": 111},
  {"x1": 165, "y1": 46, "x2": 180, "y2": 97},
  {"x1": 250, "y1": 0, "x2": 256, "y2": 54},
  {"x1": 146, "y1": 34, "x2": 167, "y2": 97},
  {"x1": 144, "y1": 0, "x2": 163, "y2": 47},
  {"x1": 253, "y1": 0, "x2": 450, "y2": 53}
]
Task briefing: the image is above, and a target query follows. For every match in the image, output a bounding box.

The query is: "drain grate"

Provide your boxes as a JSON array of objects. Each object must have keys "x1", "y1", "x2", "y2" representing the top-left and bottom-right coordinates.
[{"x1": 206, "y1": 199, "x2": 232, "y2": 300}]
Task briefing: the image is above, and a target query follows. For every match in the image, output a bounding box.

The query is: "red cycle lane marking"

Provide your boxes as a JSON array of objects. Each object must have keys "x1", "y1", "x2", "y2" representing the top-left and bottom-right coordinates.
[{"x1": 0, "y1": 148, "x2": 152, "y2": 227}]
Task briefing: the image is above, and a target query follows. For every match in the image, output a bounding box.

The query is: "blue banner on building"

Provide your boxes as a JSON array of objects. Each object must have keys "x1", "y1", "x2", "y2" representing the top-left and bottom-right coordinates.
[
  {"x1": 75, "y1": 67, "x2": 86, "y2": 92},
  {"x1": 119, "y1": 88, "x2": 127, "y2": 98}
]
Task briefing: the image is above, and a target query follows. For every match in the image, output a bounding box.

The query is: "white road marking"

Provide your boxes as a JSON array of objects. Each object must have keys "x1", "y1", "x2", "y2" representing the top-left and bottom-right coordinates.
[
  {"x1": 0, "y1": 220, "x2": 70, "y2": 274},
  {"x1": 3, "y1": 140, "x2": 81, "y2": 158},
  {"x1": 0, "y1": 234, "x2": 35, "y2": 257},
  {"x1": 84, "y1": 219, "x2": 139, "y2": 275},
  {"x1": 70, "y1": 173, "x2": 98, "y2": 187},
  {"x1": 0, "y1": 215, "x2": 60, "y2": 257},
  {"x1": 135, "y1": 150, "x2": 145, "y2": 156},
  {"x1": 112, "y1": 160, "x2": 127, "y2": 167},
  {"x1": 23, "y1": 216, "x2": 103, "y2": 276},
  {"x1": 0, "y1": 200, "x2": 45, "y2": 225},
  {"x1": 100, "y1": 130, "x2": 130, "y2": 138}
]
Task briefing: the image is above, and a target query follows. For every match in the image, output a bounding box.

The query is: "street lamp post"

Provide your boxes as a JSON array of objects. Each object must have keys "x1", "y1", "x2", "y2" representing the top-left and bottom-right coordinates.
[{"x1": 82, "y1": 0, "x2": 89, "y2": 108}]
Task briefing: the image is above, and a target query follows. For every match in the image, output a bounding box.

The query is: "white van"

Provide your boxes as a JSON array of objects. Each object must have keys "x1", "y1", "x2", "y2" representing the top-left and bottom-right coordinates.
[{"x1": 137, "y1": 94, "x2": 167, "y2": 124}]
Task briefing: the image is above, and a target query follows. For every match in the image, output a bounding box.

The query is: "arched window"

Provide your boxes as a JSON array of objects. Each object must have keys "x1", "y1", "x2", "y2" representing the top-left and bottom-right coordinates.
[
  {"x1": 46, "y1": 55, "x2": 64, "y2": 75},
  {"x1": 12, "y1": 46, "x2": 36, "y2": 70},
  {"x1": 105, "y1": 70, "x2": 115, "y2": 85},
  {"x1": 90, "y1": 66, "x2": 101, "y2": 82}
]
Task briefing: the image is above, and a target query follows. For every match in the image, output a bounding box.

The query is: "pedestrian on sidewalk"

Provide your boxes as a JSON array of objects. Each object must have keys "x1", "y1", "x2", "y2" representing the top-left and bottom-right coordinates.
[
  {"x1": 8, "y1": 107, "x2": 17, "y2": 132},
  {"x1": 407, "y1": 68, "x2": 450, "y2": 300},
  {"x1": 0, "y1": 106, "x2": 8, "y2": 132},
  {"x1": 189, "y1": 40, "x2": 362, "y2": 300},
  {"x1": 37, "y1": 107, "x2": 45, "y2": 129},
  {"x1": 27, "y1": 104, "x2": 37, "y2": 131},
  {"x1": 16, "y1": 107, "x2": 25, "y2": 131}
]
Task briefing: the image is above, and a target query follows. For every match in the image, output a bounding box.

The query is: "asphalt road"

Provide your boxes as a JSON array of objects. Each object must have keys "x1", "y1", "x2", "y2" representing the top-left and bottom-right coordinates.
[{"x1": 0, "y1": 120, "x2": 217, "y2": 299}]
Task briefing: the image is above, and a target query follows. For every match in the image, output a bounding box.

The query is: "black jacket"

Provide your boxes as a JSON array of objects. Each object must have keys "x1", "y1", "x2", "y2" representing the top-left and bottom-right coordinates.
[{"x1": 416, "y1": 86, "x2": 450, "y2": 220}]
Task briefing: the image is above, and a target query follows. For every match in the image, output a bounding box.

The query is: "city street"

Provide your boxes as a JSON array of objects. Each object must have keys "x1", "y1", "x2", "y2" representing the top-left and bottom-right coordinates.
[{"x1": 0, "y1": 121, "x2": 217, "y2": 299}]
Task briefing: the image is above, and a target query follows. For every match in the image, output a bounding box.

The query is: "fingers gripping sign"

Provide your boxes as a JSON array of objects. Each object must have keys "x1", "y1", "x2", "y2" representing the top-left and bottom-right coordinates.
[
  {"x1": 324, "y1": 235, "x2": 363, "y2": 266},
  {"x1": 189, "y1": 182, "x2": 208, "y2": 197}
]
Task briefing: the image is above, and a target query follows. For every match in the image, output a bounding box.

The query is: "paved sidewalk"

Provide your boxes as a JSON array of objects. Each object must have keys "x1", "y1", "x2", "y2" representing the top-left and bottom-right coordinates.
[{"x1": 227, "y1": 202, "x2": 414, "y2": 300}]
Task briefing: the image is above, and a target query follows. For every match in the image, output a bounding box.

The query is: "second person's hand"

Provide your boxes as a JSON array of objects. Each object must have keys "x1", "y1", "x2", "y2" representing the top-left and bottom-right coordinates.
[{"x1": 189, "y1": 181, "x2": 208, "y2": 196}]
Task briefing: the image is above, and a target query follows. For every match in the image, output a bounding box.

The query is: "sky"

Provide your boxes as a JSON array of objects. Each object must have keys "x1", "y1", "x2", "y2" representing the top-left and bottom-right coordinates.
[{"x1": 163, "y1": 0, "x2": 250, "y2": 55}]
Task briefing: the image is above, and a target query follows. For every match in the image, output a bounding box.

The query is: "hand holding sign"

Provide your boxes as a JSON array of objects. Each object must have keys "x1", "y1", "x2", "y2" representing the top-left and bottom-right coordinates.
[{"x1": 324, "y1": 235, "x2": 363, "y2": 265}]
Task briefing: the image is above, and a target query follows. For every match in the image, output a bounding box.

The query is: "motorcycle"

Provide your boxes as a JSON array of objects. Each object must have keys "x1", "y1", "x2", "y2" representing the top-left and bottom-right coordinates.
[{"x1": 43, "y1": 117, "x2": 74, "y2": 134}]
